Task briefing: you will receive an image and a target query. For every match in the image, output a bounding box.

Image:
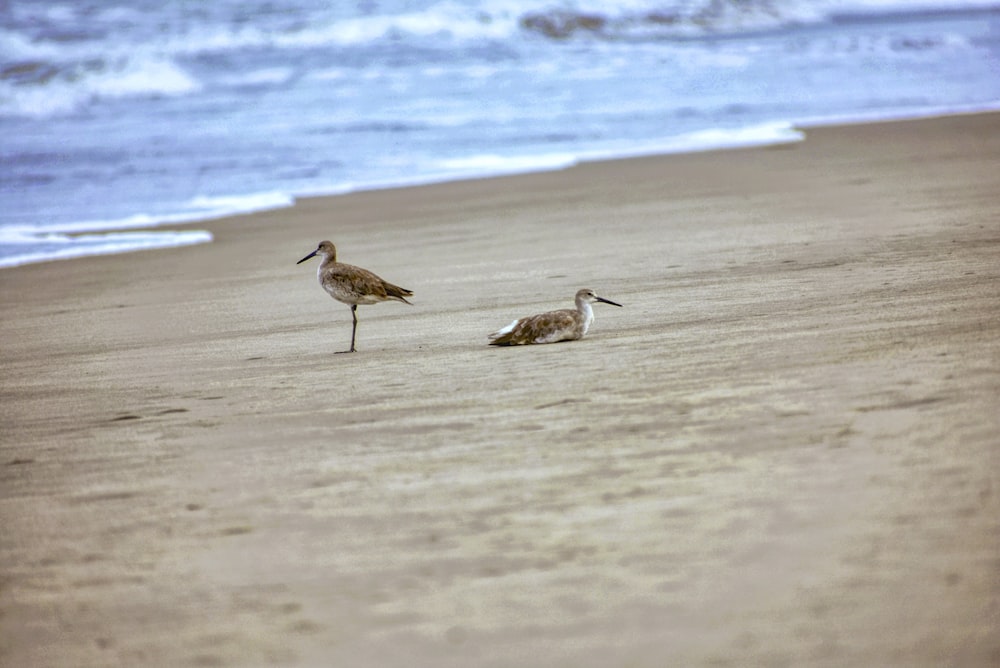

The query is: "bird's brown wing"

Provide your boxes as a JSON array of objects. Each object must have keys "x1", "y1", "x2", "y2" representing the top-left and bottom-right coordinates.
[
  {"x1": 491, "y1": 309, "x2": 578, "y2": 345},
  {"x1": 325, "y1": 263, "x2": 412, "y2": 304}
]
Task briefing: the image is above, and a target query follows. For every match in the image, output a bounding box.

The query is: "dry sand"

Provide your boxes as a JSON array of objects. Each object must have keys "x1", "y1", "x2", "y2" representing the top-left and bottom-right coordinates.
[{"x1": 1, "y1": 113, "x2": 999, "y2": 667}]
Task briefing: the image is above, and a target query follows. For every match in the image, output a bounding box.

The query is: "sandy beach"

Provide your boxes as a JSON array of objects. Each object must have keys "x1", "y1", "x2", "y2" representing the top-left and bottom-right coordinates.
[{"x1": 2, "y1": 112, "x2": 998, "y2": 667}]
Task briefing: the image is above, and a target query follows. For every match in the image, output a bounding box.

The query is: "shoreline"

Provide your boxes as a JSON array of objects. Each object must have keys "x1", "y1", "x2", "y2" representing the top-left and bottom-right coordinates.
[
  {"x1": 4, "y1": 104, "x2": 1000, "y2": 270},
  {"x1": 2, "y1": 111, "x2": 999, "y2": 667}
]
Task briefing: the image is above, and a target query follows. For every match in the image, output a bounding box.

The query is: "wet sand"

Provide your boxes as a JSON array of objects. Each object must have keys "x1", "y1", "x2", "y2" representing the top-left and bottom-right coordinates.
[{"x1": 2, "y1": 112, "x2": 999, "y2": 667}]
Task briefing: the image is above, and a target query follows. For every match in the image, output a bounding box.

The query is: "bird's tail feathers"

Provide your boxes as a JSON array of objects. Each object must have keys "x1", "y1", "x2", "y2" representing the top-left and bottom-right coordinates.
[
  {"x1": 385, "y1": 282, "x2": 414, "y2": 304},
  {"x1": 488, "y1": 319, "x2": 519, "y2": 345}
]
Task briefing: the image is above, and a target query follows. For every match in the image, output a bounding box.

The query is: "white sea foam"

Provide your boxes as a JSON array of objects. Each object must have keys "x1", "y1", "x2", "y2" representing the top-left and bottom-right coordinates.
[
  {"x1": 271, "y1": 4, "x2": 518, "y2": 47},
  {"x1": 437, "y1": 152, "x2": 579, "y2": 173},
  {"x1": 0, "y1": 27, "x2": 59, "y2": 60},
  {"x1": 645, "y1": 122, "x2": 807, "y2": 154},
  {"x1": 0, "y1": 55, "x2": 201, "y2": 118},
  {"x1": 0, "y1": 189, "x2": 295, "y2": 267},
  {"x1": 93, "y1": 58, "x2": 202, "y2": 98},
  {"x1": 185, "y1": 192, "x2": 297, "y2": 217},
  {"x1": 10, "y1": 192, "x2": 294, "y2": 236},
  {"x1": 427, "y1": 122, "x2": 804, "y2": 180},
  {"x1": 0, "y1": 230, "x2": 213, "y2": 268},
  {"x1": 794, "y1": 100, "x2": 1000, "y2": 129}
]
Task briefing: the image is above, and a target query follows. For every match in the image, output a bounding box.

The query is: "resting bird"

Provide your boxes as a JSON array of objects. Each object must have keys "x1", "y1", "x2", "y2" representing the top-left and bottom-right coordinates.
[
  {"x1": 489, "y1": 288, "x2": 622, "y2": 346},
  {"x1": 297, "y1": 240, "x2": 412, "y2": 353}
]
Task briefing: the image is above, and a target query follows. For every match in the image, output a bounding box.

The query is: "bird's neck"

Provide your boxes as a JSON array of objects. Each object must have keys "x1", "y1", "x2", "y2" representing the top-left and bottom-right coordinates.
[{"x1": 578, "y1": 300, "x2": 595, "y2": 335}]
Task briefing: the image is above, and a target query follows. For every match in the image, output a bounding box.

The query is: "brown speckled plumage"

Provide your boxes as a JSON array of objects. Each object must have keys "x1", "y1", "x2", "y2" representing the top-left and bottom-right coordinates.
[
  {"x1": 489, "y1": 288, "x2": 621, "y2": 346},
  {"x1": 298, "y1": 240, "x2": 412, "y2": 353}
]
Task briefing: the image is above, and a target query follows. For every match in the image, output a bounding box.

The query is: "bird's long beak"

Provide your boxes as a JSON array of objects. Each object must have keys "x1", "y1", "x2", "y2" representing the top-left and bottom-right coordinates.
[
  {"x1": 596, "y1": 296, "x2": 623, "y2": 307},
  {"x1": 296, "y1": 249, "x2": 318, "y2": 264}
]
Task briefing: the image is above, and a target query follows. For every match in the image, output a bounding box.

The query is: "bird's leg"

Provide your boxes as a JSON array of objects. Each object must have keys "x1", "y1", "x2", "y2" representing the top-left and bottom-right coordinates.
[
  {"x1": 348, "y1": 304, "x2": 359, "y2": 353},
  {"x1": 335, "y1": 305, "x2": 358, "y2": 354},
  {"x1": 349, "y1": 305, "x2": 358, "y2": 352}
]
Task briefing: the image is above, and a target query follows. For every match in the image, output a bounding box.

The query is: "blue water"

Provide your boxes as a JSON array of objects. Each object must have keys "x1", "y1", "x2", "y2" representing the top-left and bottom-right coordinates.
[{"x1": 2, "y1": 0, "x2": 999, "y2": 267}]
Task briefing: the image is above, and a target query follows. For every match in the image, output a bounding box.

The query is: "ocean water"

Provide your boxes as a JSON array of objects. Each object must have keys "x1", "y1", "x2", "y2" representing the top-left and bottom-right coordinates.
[{"x1": 2, "y1": 0, "x2": 999, "y2": 268}]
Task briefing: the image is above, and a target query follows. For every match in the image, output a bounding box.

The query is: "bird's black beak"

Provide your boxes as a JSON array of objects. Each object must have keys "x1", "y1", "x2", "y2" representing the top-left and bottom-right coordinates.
[
  {"x1": 297, "y1": 249, "x2": 318, "y2": 264},
  {"x1": 596, "y1": 296, "x2": 623, "y2": 307}
]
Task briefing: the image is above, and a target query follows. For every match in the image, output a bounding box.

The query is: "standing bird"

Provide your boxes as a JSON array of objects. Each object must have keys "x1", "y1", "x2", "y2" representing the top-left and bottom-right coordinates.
[
  {"x1": 297, "y1": 240, "x2": 413, "y2": 353},
  {"x1": 488, "y1": 288, "x2": 622, "y2": 346}
]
